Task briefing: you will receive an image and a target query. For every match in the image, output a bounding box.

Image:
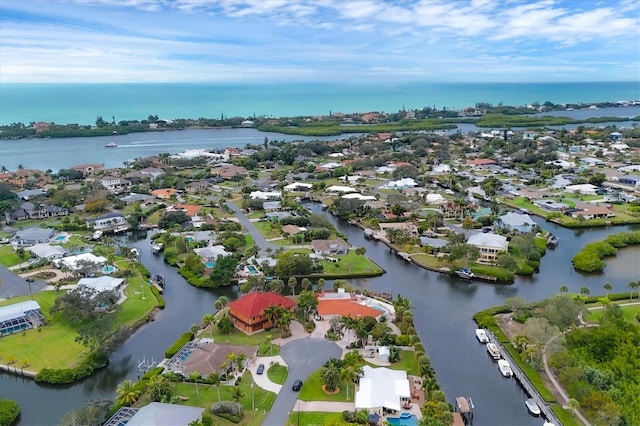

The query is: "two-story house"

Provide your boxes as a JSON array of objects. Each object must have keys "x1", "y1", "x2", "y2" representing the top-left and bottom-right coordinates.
[
  {"x1": 467, "y1": 233, "x2": 509, "y2": 264},
  {"x1": 100, "y1": 175, "x2": 132, "y2": 194},
  {"x1": 227, "y1": 292, "x2": 296, "y2": 335}
]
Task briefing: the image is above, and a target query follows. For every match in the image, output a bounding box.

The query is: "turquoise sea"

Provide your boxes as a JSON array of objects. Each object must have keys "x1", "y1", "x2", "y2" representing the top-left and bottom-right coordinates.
[{"x1": 1, "y1": 81, "x2": 638, "y2": 126}]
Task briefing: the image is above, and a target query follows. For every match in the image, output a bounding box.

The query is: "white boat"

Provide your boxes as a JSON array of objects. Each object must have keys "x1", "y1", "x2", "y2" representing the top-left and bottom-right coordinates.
[
  {"x1": 498, "y1": 359, "x2": 513, "y2": 377},
  {"x1": 542, "y1": 421, "x2": 555, "y2": 426},
  {"x1": 455, "y1": 267, "x2": 475, "y2": 279},
  {"x1": 525, "y1": 398, "x2": 541, "y2": 416},
  {"x1": 486, "y1": 342, "x2": 501, "y2": 360},
  {"x1": 105, "y1": 142, "x2": 117, "y2": 148},
  {"x1": 475, "y1": 329, "x2": 489, "y2": 343},
  {"x1": 151, "y1": 242, "x2": 164, "y2": 253}
]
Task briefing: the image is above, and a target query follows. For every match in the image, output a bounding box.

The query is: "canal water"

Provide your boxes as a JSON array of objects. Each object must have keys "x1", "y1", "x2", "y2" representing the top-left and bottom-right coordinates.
[{"x1": 2, "y1": 212, "x2": 638, "y2": 425}]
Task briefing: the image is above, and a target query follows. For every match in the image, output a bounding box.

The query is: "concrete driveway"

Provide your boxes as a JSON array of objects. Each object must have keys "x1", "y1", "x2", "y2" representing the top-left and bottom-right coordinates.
[
  {"x1": 0, "y1": 265, "x2": 47, "y2": 300},
  {"x1": 262, "y1": 338, "x2": 342, "y2": 426}
]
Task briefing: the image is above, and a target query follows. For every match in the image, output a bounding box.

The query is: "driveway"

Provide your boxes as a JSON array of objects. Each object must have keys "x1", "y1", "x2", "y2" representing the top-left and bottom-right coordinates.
[
  {"x1": 0, "y1": 265, "x2": 47, "y2": 300},
  {"x1": 262, "y1": 339, "x2": 342, "y2": 426},
  {"x1": 224, "y1": 201, "x2": 277, "y2": 252}
]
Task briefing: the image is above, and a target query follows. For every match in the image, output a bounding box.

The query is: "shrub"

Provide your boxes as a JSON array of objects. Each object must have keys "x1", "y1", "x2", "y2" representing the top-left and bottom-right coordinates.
[
  {"x1": 342, "y1": 411, "x2": 357, "y2": 423},
  {"x1": 395, "y1": 335, "x2": 410, "y2": 346},
  {"x1": 210, "y1": 401, "x2": 243, "y2": 423},
  {"x1": 150, "y1": 286, "x2": 165, "y2": 309},
  {"x1": 0, "y1": 399, "x2": 20, "y2": 426},
  {"x1": 164, "y1": 332, "x2": 194, "y2": 358},
  {"x1": 35, "y1": 351, "x2": 108, "y2": 384}
]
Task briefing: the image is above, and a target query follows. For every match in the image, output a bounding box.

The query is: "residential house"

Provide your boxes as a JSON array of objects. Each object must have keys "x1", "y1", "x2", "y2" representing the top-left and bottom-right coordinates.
[
  {"x1": 193, "y1": 245, "x2": 230, "y2": 262},
  {"x1": 467, "y1": 233, "x2": 509, "y2": 264},
  {"x1": 284, "y1": 182, "x2": 313, "y2": 192},
  {"x1": 70, "y1": 163, "x2": 104, "y2": 176},
  {"x1": 119, "y1": 193, "x2": 154, "y2": 205},
  {"x1": 77, "y1": 276, "x2": 125, "y2": 295},
  {"x1": 27, "y1": 243, "x2": 67, "y2": 260},
  {"x1": 533, "y1": 199, "x2": 571, "y2": 212},
  {"x1": 0, "y1": 300, "x2": 45, "y2": 337},
  {"x1": 137, "y1": 167, "x2": 165, "y2": 180},
  {"x1": 263, "y1": 201, "x2": 282, "y2": 211},
  {"x1": 250, "y1": 190, "x2": 281, "y2": 200},
  {"x1": 227, "y1": 292, "x2": 296, "y2": 334},
  {"x1": 185, "y1": 180, "x2": 211, "y2": 194},
  {"x1": 569, "y1": 205, "x2": 616, "y2": 220},
  {"x1": 151, "y1": 188, "x2": 177, "y2": 199},
  {"x1": 9, "y1": 202, "x2": 68, "y2": 221},
  {"x1": 115, "y1": 403, "x2": 203, "y2": 426},
  {"x1": 178, "y1": 342, "x2": 257, "y2": 377},
  {"x1": 213, "y1": 164, "x2": 249, "y2": 180},
  {"x1": 497, "y1": 212, "x2": 537, "y2": 232},
  {"x1": 13, "y1": 227, "x2": 56, "y2": 246},
  {"x1": 167, "y1": 204, "x2": 202, "y2": 217},
  {"x1": 618, "y1": 174, "x2": 640, "y2": 188},
  {"x1": 354, "y1": 365, "x2": 412, "y2": 414},
  {"x1": 281, "y1": 224, "x2": 304, "y2": 236},
  {"x1": 15, "y1": 189, "x2": 47, "y2": 200},
  {"x1": 100, "y1": 176, "x2": 132, "y2": 194},
  {"x1": 86, "y1": 212, "x2": 127, "y2": 230},
  {"x1": 385, "y1": 178, "x2": 417, "y2": 189},
  {"x1": 311, "y1": 239, "x2": 348, "y2": 256},
  {"x1": 565, "y1": 184, "x2": 598, "y2": 195}
]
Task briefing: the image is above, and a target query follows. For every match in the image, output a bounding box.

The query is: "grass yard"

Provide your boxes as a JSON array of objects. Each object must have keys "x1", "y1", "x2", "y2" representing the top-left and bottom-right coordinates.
[
  {"x1": 0, "y1": 245, "x2": 23, "y2": 267},
  {"x1": 365, "y1": 350, "x2": 420, "y2": 376},
  {"x1": 113, "y1": 271, "x2": 157, "y2": 326},
  {"x1": 267, "y1": 362, "x2": 288, "y2": 384},
  {"x1": 585, "y1": 303, "x2": 640, "y2": 325},
  {"x1": 318, "y1": 250, "x2": 382, "y2": 275},
  {"x1": 0, "y1": 292, "x2": 87, "y2": 371},
  {"x1": 298, "y1": 370, "x2": 352, "y2": 402},
  {"x1": 252, "y1": 221, "x2": 283, "y2": 240},
  {"x1": 172, "y1": 371, "x2": 276, "y2": 426},
  {"x1": 287, "y1": 412, "x2": 349, "y2": 425},
  {"x1": 210, "y1": 326, "x2": 270, "y2": 347},
  {"x1": 411, "y1": 253, "x2": 449, "y2": 270}
]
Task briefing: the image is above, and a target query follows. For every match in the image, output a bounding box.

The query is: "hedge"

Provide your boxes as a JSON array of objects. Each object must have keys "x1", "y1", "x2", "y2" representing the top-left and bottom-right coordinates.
[
  {"x1": 164, "y1": 332, "x2": 194, "y2": 358},
  {"x1": 150, "y1": 286, "x2": 165, "y2": 309},
  {"x1": 0, "y1": 399, "x2": 20, "y2": 426},
  {"x1": 34, "y1": 350, "x2": 108, "y2": 384}
]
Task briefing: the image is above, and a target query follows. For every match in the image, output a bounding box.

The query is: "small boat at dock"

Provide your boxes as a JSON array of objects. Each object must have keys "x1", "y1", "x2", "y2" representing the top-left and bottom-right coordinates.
[
  {"x1": 455, "y1": 267, "x2": 475, "y2": 280},
  {"x1": 498, "y1": 359, "x2": 513, "y2": 377},
  {"x1": 150, "y1": 274, "x2": 165, "y2": 293},
  {"x1": 455, "y1": 396, "x2": 474, "y2": 425},
  {"x1": 525, "y1": 398, "x2": 541, "y2": 416},
  {"x1": 151, "y1": 242, "x2": 164, "y2": 253},
  {"x1": 486, "y1": 342, "x2": 501, "y2": 360},
  {"x1": 546, "y1": 234, "x2": 559, "y2": 248},
  {"x1": 475, "y1": 329, "x2": 489, "y2": 344}
]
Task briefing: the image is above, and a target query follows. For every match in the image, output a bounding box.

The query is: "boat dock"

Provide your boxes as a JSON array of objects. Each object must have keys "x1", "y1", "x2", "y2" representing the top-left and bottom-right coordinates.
[
  {"x1": 484, "y1": 329, "x2": 562, "y2": 426},
  {"x1": 150, "y1": 274, "x2": 165, "y2": 293}
]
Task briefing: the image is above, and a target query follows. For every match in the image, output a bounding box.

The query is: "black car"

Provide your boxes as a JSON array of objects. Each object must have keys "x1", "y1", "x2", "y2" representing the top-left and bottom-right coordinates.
[
  {"x1": 292, "y1": 380, "x2": 303, "y2": 391},
  {"x1": 25, "y1": 277, "x2": 35, "y2": 282},
  {"x1": 256, "y1": 364, "x2": 265, "y2": 375}
]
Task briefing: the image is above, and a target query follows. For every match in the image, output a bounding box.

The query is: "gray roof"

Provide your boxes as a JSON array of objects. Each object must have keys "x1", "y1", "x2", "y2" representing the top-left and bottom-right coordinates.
[
  {"x1": 0, "y1": 300, "x2": 41, "y2": 323},
  {"x1": 419, "y1": 237, "x2": 449, "y2": 248},
  {"x1": 16, "y1": 189, "x2": 47, "y2": 199},
  {"x1": 126, "y1": 402, "x2": 202, "y2": 426},
  {"x1": 498, "y1": 212, "x2": 536, "y2": 228},
  {"x1": 14, "y1": 227, "x2": 56, "y2": 241}
]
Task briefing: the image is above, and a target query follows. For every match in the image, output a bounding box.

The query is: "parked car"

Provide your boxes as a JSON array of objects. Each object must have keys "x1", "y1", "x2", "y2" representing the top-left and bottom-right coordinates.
[
  {"x1": 257, "y1": 364, "x2": 265, "y2": 375},
  {"x1": 292, "y1": 380, "x2": 303, "y2": 391},
  {"x1": 25, "y1": 277, "x2": 35, "y2": 282}
]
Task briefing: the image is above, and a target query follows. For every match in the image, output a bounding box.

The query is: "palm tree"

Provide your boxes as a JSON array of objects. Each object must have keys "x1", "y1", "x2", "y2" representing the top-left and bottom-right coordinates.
[
  {"x1": 317, "y1": 278, "x2": 326, "y2": 292},
  {"x1": 628, "y1": 281, "x2": 638, "y2": 301},
  {"x1": 189, "y1": 371, "x2": 201, "y2": 402},
  {"x1": 340, "y1": 366, "x2": 358, "y2": 400},
  {"x1": 559, "y1": 285, "x2": 568, "y2": 294},
  {"x1": 208, "y1": 371, "x2": 222, "y2": 402},
  {"x1": 231, "y1": 386, "x2": 245, "y2": 403},
  {"x1": 580, "y1": 286, "x2": 590, "y2": 301},
  {"x1": 116, "y1": 379, "x2": 141, "y2": 406},
  {"x1": 263, "y1": 304, "x2": 281, "y2": 329},
  {"x1": 202, "y1": 313, "x2": 215, "y2": 336},
  {"x1": 603, "y1": 282, "x2": 613, "y2": 297},
  {"x1": 214, "y1": 296, "x2": 228, "y2": 311},
  {"x1": 300, "y1": 278, "x2": 311, "y2": 292},
  {"x1": 276, "y1": 308, "x2": 293, "y2": 337},
  {"x1": 287, "y1": 277, "x2": 297, "y2": 296}
]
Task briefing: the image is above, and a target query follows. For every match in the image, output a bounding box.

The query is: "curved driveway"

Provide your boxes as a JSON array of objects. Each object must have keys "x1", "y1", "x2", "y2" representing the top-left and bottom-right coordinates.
[{"x1": 262, "y1": 339, "x2": 342, "y2": 426}]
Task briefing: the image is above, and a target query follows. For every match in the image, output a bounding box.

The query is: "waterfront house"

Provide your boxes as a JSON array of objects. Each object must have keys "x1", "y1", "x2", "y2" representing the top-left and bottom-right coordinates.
[
  {"x1": 533, "y1": 199, "x2": 571, "y2": 212},
  {"x1": 13, "y1": 227, "x2": 56, "y2": 246},
  {"x1": 569, "y1": 205, "x2": 615, "y2": 220},
  {"x1": 0, "y1": 300, "x2": 45, "y2": 337},
  {"x1": 151, "y1": 188, "x2": 177, "y2": 199},
  {"x1": 496, "y1": 212, "x2": 537, "y2": 232},
  {"x1": 77, "y1": 276, "x2": 125, "y2": 297},
  {"x1": 316, "y1": 291, "x2": 386, "y2": 320},
  {"x1": 311, "y1": 239, "x2": 348, "y2": 256},
  {"x1": 116, "y1": 403, "x2": 203, "y2": 426},
  {"x1": 54, "y1": 253, "x2": 107, "y2": 273},
  {"x1": 179, "y1": 342, "x2": 257, "y2": 377},
  {"x1": 355, "y1": 365, "x2": 412, "y2": 414},
  {"x1": 100, "y1": 175, "x2": 132, "y2": 194},
  {"x1": 9, "y1": 202, "x2": 68, "y2": 221},
  {"x1": 193, "y1": 245, "x2": 230, "y2": 262},
  {"x1": 467, "y1": 233, "x2": 509, "y2": 264},
  {"x1": 86, "y1": 212, "x2": 127, "y2": 230},
  {"x1": 227, "y1": 292, "x2": 296, "y2": 334}
]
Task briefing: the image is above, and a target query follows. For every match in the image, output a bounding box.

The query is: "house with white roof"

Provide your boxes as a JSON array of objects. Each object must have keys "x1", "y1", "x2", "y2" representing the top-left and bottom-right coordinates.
[
  {"x1": 467, "y1": 233, "x2": 509, "y2": 265},
  {"x1": 77, "y1": 276, "x2": 125, "y2": 295},
  {"x1": 193, "y1": 245, "x2": 230, "y2": 261},
  {"x1": 497, "y1": 212, "x2": 537, "y2": 232},
  {"x1": 326, "y1": 185, "x2": 357, "y2": 193},
  {"x1": 342, "y1": 193, "x2": 377, "y2": 201},
  {"x1": 565, "y1": 184, "x2": 598, "y2": 195},
  {"x1": 27, "y1": 243, "x2": 67, "y2": 260},
  {"x1": 54, "y1": 253, "x2": 107, "y2": 271},
  {"x1": 284, "y1": 182, "x2": 313, "y2": 192},
  {"x1": 376, "y1": 165, "x2": 396, "y2": 175},
  {"x1": 86, "y1": 212, "x2": 127, "y2": 230},
  {"x1": 0, "y1": 300, "x2": 45, "y2": 336},
  {"x1": 385, "y1": 178, "x2": 417, "y2": 189},
  {"x1": 354, "y1": 365, "x2": 411, "y2": 414}
]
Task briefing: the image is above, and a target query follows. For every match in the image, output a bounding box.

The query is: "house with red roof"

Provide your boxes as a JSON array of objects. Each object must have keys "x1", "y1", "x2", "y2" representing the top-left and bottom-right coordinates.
[{"x1": 227, "y1": 292, "x2": 296, "y2": 335}]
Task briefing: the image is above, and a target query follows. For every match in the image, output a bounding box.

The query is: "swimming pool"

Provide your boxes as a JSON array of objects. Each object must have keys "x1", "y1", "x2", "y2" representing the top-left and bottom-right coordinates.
[
  {"x1": 386, "y1": 414, "x2": 418, "y2": 426},
  {"x1": 205, "y1": 261, "x2": 215, "y2": 268},
  {"x1": 102, "y1": 265, "x2": 117, "y2": 274},
  {"x1": 247, "y1": 265, "x2": 259, "y2": 274},
  {"x1": 55, "y1": 235, "x2": 66, "y2": 241}
]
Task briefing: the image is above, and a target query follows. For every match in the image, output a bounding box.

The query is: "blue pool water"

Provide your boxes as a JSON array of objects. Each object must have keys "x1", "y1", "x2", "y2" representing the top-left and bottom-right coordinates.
[
  {"x1": 247, "y1": 265, "x2": 258, "y2": 274},
  {"x1": 180, "y1": 350, "x2": 193, "y2": 362},
  {"x1": 55, "y1": 235, "x2": 66, "y2": 241},
  {"x1": 386, "y1": 414, "x2": 418, "y2": 426},
  {"x1": 102, "y1": 265, "x2": 117, "y2": 274},
  {"x1": 205, "y1": 261, "x2": 215, "y2": 268}
]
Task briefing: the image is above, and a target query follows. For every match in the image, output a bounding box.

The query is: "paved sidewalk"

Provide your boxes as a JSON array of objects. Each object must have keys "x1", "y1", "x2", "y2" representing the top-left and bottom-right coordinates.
[
  {"x1": 248, "y1": 355, "x2": 286, "y2": 393},
  {"x1": 294, "y1": 400, "x2": 355, "y2": 412}
]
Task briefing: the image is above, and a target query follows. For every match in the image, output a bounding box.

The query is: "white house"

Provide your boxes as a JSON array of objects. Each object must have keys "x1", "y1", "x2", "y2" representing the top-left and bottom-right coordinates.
[
  {"x1": 342, "y1": 193, "x2": 377, "y2": 201},
  {"x1": 249, "y1": 190, "x2": 282, "y2": 200},
  {"x1": 86, "y1": 212, "x2": 127, "y2": 230},
  {"x1": 467, "y1": 233, "x2": 509, "y2": 264},
  {"x1": 193, "y1": 245, "x2": 230, "y2": 261},
  {"x1": 355, "y1": 365, "x2": 411, "y2": 414},
  {"x1": 77, "y1": 276, "x2": 125, "y2": 295},
  {"x1": 326, "y1": 185, "x2": 357, "y2": 193},
  {"x1": 385, "y1": 178, "x2": 417, "y2": 189},
  {"x1": 283, "y1": 182, "x2": 313, "y2": 192},
  {"x1": 27, "y1": 243, "x2": 67, "y2": 260},
  {"x1": 497, "y1": 212, "x2": 537, "y2": 232},
  {"x1": 13, "y1": 227, "x2": 56, "y2": 246},
  {"x1": 565, "y1": 184, "x2": 598, "y2": 195},
  {"x1": 55, "y1": 253, "x2": 107, "y2": 271},
  {"x1": 100, "y1": 176, "x2": 132, "y2": 194}
]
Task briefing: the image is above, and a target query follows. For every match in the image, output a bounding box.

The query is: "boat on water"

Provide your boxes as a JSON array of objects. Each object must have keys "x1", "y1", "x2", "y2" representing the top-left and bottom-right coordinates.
[
  {"x1": 486, "y1": 342, "x2": 501, "y2": 360},
  {"x1": 151, "y1": 242, "x2": 164, "y2": 253},
  {"x1": 455, "y1": 396, "x2": 474, "y2": 425},
  {"x1": 546, "y1": 234, "x2": 559, "y2": 248},
  {"x1": 150, "y1": 274, "x2": 165, "y2": 293},
  {"x1": 105, "y1": 142, "x2": 117, "y2": 148},
  {"x1": 455, "y1": 267, "x2": 475, "y2": 279},
  {"x1": 498, "y1": 359, "x2": 513, "y2": 377},
  {"x1": 475, "y1": 329, "x2": 489, "y2": 344},
  {"x1": 542, "y1": 421, "x2": 555, "y2": 426},
  {"x1": 525, "y1": 398, "x2": 541, "y2": 416}
]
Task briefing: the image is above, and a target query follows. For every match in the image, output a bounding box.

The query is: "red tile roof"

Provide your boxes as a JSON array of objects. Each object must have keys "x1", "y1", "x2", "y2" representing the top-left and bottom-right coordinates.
[
  {"x1": 317, "y1": 299, "x2": 381, "y2": 318},
  {"x1": 228, "y1": 292, "x2": 296, "y2": 318},
  {"x1": 467, "y1": 158, "x2": 497, "y2": 166}
]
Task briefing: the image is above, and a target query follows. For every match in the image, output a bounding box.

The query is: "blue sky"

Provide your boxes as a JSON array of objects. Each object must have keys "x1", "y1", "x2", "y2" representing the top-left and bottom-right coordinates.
[{"x1": 0, "y1": 0, "x2": 638, "y2": 83}]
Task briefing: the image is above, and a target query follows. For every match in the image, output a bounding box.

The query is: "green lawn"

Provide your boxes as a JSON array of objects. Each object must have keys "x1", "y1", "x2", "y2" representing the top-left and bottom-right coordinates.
[
  {"x1": 267, "y1": 362, "x2": 288, "y2": 384},
  {"x1": 252, "y1": 221, "x2": 282, "y2": 239},
  {"x1": 210, "y1": 326, "x2": 270, "y2": 347},
  {"x1": 584, "y1": 303, "x2": 640, "y2": 325},
  {"x1": 0, "y1": 245, "x2": 23, "y2": 267},
  {"x1": 112, "y1": 269, "x2": 157, "y2": 326},
  {"x1": 172, "y1": 371, "x2": 276, "y2": 426},
  {"x1": 365, "y1": 350, "x2": 419, "y2": 376},
  {"x1": 298, "y1": 370, "x2": 352, "y2": 402},
  {"x1": 317, "y1": 250, "x2": 383, "y2": 275},
  {"x1": 287, "y1": 412, "x2": 349, "y2": 426}
]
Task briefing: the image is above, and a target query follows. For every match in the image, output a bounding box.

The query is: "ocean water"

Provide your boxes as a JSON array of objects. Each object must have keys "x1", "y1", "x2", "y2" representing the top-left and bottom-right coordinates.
[{"x1": 1, "y1": 82, "x2": 638, "y2": 126}]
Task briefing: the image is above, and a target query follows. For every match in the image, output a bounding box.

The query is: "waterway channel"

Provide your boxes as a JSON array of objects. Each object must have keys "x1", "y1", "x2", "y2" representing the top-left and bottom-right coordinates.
[{"x1": 1, "y1": 214, "x2": 639, "y2": 425}]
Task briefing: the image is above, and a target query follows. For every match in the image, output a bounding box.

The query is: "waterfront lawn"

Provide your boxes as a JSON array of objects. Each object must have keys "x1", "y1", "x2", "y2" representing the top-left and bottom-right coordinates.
[
  {"x1": 112, "y1": 273, "x2": 157, "y2": 326},
  {"x1": 210, "y1": 326, "x2": 270, "y2": 347},
  {"x1": 298, "y1": 370, "x2": 349, "y2": 402},
  {"x1": 411, "y1": 253, "x2": 449, "y2": 270},
  {"x1": 267, "y1": 362, "x2": 288, "y2": 385},
  {"x1": 365, "y1": 350, "x2": 419, "y2": 376},
  {"x1": 287, "y1": 412, "x2": 348, "y2": 425},
  {"x1": 0, "y1": 245, "x2": 22, "y2": 267},
  {"x1": 173, "y1": 372, "x2": 276, "y2": 426},
  {"x1": 585, "y1": 303, "x2": 640, "y2": 325},
  {"x1": 0, "y1": 292, "x2": 87, "y2": 370},
  {"x1": 317, "y1": 250, "x2": 382, "y2": 275}
]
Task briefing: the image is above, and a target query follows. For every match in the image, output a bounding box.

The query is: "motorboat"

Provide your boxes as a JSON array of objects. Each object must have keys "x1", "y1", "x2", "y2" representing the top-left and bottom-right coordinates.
[
  {"x1": 475, "y1": 329, "x2": 489, "y2": 344},
  {"x1": 151, "y1": 241, "x2": 164, "y2": 253},
  {"x1": 498, "y1": 359, "x2": 513, "y2": 377},
  {"x1": 542, "y1": 421, "x2": 555, "y2": 426},
  {"x1": 455, "y1": 396, "x2": 474, "y2": 425},
  {"x1": 105, "y1": 142, "x2": 117, "y2": 148},
  {"x1": 525, "y1": 398, "x2": 541, "y2": 416},
  {"x1": 455, "y1": 267, "x2": 475, "y2": 280},
  {"x1": 546, "y1": 235, "x2": 559, "y2": 248},
  {"x1": 486, "y1": 342, "x2": 501, "y2": 360}
]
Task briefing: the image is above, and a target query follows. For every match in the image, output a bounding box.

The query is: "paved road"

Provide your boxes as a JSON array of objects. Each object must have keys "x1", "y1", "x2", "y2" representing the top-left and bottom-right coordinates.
[
  {"x1": 262, "y1": 339, "x2": 342, "y2": 426},
  {"x1": 224, "y1": 201, "x2": 277, "y2": 252},
  {"x1": 0, "y1": 265, "x2": 47, "y2": 300}
]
